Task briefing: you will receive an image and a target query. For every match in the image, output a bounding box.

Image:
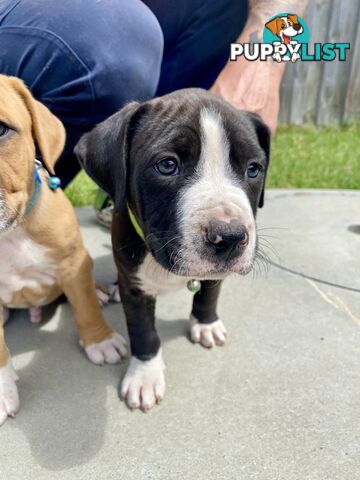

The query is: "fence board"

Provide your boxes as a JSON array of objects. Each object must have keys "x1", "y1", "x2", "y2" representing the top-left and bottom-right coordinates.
[
  {"x1": 288, "y1": 0, "x2": 332, "y2": 124},
  {"x1": 343, "y1": 19, "x2": 360, "y2": 122},
  {"x1": 279, "y1": 0, "x2": 359, "y2": 124}
]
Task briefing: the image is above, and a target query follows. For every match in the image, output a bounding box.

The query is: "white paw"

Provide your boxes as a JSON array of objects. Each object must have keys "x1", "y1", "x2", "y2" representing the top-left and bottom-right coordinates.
[
  {"x1": 29, "y1": 307, "x2": 42, "y2": 324},
  {"x1": 120, "y1": 349, "x2": 166, "y2": 411},
  {"x1": 108, "y1": 283, "x2": 121, "y2": 303},
  {"x1": 84, "y1": 333, "x2": 128, "y2": 365},
  {"x1": 95, "y1": 286, "x2": 110, "y2": 306},
  {"x1": 0, "y1": 360, "x2": 19, "y2": 426},
  {"x1": 190, "y1": 315, "x2": 227, "y2": 348}
]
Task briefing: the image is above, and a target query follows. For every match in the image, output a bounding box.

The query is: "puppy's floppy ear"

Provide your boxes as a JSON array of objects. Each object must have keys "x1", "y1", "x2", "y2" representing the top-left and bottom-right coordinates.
[
  {"x1": 10, "y1": 76, "x2": 65, "y2": 174},
  {"x1": 245, "y1": 112, "x2": 271, "y2": 208},
  {"x1": 74, "y1": 102, "x2": 140, "y2": 212},
  {"x1": 265, "y1": 17, "x2": 281, "y2": 36},
  {"x1": 288, "y1": 14, "x2": 299, "y2": 25}
]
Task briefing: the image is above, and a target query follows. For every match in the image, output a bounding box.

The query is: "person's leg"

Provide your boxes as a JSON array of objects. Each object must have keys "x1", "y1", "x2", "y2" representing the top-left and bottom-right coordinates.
[
  {"x1": 144, "y1": 0, "x2": 248, "y2": 95},
  {"x1": 0, "y1": 0, "x2": 164, "y2": 186}
]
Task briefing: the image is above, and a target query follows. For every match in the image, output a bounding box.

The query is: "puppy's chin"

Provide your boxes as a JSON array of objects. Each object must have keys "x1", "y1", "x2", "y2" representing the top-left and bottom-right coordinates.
[
  {"x1": 183, "y1": 258, "x2": 255, "y2": 278},
  {"x1": 0, "y1": 194, "x2": 21, "y2": 236},
  {"x1": 151, "y1": 247, "x2": 255, "y2": 279},
  {"x1": 0, "y1": 214, "x2": 18, "y2": 236}
]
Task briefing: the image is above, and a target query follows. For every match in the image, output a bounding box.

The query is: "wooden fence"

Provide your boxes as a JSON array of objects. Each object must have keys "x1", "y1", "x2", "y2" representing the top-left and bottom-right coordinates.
[{"x1": 279, "y1": 0, "x2": 360, "y2": 125}]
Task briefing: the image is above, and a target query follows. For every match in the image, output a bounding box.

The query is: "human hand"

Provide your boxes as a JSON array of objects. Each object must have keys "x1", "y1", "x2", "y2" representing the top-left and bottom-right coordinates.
[
  {"x1": 210, "y1": 23, "x2": 285, "y2": 135},
  {"x1": 211, "y1": 53, "x2": 284, "y2": 135}
]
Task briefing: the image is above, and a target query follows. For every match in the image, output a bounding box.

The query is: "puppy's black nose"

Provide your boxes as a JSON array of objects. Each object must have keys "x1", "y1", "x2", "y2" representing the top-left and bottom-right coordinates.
[
  {"x1": 206, "y1": 219, "x2": 249, "y2": 259},
  {"x1": 293, "y1": 23, "x2": 302, "y2": 31}
]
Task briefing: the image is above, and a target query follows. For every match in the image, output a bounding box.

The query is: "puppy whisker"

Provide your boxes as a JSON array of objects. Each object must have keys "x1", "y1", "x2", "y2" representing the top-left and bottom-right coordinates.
[
  {"x1": 153, "y1": 236, "x2": 181, "y2": 254},
  {"x1": 257, "y1": 226, "x2": 288, "y2": 232},
  {"x1": 257, "y1": 236, "x2": 280, "y2": 261}
]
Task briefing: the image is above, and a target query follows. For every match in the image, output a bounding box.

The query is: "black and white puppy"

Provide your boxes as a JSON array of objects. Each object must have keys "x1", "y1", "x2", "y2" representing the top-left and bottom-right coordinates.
[{"x1": 75, "y1": 89, "x2": 270, "y2": 411}]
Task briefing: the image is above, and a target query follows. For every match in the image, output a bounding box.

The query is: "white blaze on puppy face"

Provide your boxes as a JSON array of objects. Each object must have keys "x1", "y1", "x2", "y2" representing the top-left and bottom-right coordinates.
[{"x1": 177, "y1": 109, "x2": 256, "y2": 275}]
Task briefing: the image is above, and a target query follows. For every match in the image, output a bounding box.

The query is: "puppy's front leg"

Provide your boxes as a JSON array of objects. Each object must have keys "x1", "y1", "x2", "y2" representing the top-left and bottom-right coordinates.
[
  {"x1": 0, "y1": 305, "x2": 19, "y2": 426},
  {"x1": 59, "y1": 252, "x2": 127, "y2": 365},
  {"x1": 118, "y1": 283, "x2": 165, "y2": 412},
  {"x1": 190, "y1": 280, "x2": 227, "y2": 348}
]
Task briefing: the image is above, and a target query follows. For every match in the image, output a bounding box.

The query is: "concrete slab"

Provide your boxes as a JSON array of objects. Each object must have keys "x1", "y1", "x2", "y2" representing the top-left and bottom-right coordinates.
[{"x1": 1, "y1": 189, "x2": 359, "y2": 480}]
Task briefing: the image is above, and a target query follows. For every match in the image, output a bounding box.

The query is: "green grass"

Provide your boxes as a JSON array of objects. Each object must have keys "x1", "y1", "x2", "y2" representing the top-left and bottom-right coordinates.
[
  {"x1": 65, "y1": 124, "x2": 360, "y2": 206},
  {"x1": 268, "y1": 124, "x2": 359, "y2": 189},
  {"x1": 65, "y1": 170, "x2": 99, "y2": 207}
]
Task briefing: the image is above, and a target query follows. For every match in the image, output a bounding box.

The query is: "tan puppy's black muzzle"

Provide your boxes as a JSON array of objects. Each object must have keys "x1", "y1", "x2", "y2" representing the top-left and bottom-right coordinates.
[
  {"x1": 205, "y1": 219, "x2": 249, "y2": 260},
  {"x1": 293, "y1": 23, "x2": 302, "y2": 32}
]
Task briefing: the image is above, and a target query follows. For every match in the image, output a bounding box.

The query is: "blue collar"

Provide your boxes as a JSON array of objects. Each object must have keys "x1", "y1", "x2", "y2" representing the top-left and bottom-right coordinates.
[
  {"x1": 23, "y1": 161, "x2": 43, "y2": 219},
  {"x1": 22, "y1": 160, "x2": 61, "y2": 219}
]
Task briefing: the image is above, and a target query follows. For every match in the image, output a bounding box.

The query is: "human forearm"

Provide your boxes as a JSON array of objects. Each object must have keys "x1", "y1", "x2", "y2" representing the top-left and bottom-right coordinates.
[
  {"x1": 211, "y1": 0, "x2": 309, "y2": 133},
  {"x1": 238, "y1": 0, "x2": 309, "y2": 48},
  {"x1": 248, "y1": 0, "x2": 308, "y2": 25}
]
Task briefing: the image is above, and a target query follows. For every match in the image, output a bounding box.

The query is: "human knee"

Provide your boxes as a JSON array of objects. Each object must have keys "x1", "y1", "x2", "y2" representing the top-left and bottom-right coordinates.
[{"x1": 91, "y1": 1, "x2": 164, "y2": 118}]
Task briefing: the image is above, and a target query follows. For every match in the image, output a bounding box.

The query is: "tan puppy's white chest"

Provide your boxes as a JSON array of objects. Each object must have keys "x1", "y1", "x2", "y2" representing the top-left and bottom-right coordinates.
[{"x1": 0, "y1": 227, "x2": 57, "y2": 305}]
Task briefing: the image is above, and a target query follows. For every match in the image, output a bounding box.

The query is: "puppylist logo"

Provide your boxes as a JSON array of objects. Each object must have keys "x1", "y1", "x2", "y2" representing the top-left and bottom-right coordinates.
[{"x1": 231, "y1": 13, "x2": 350, "y2": 63}]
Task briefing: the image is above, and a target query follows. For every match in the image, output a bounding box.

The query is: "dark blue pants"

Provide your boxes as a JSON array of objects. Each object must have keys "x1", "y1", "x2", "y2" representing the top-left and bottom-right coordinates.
[{"x1": 0, "y1": 0, "x2": 247, "y2": 186}]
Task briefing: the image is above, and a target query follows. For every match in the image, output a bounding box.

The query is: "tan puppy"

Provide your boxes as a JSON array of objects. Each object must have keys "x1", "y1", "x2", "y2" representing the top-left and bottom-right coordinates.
[{"x1": 0, "y1": 75, "x2": 127, "y2": 426}]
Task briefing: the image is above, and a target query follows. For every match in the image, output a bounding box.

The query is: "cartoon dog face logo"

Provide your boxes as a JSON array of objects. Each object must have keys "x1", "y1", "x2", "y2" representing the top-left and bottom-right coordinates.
[
  {"x1": 265, "y1": 14, "x2": 303, "y2": 44},
  {"x1": 264, "y1": 14, "x2": 304, "y2": 62}
]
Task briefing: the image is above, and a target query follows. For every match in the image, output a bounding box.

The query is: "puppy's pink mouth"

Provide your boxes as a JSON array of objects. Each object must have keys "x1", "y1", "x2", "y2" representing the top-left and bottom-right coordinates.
[{"x1": 282, "y1": 34, "x2": 291, "y2": 44}]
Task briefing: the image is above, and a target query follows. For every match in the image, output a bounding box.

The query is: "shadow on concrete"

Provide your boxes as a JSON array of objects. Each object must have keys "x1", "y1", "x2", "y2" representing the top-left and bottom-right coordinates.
[{"x1": 4, "y1": 252, "x2": 190, "y2": 470}]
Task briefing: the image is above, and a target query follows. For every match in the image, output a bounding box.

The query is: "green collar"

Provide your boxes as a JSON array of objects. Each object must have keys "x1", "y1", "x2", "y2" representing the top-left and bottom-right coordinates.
[
  {"x1": 127, "y1": 204, "x2": 145, "y2": 241},
  {"x1": 126, "y1": 203, "x2": 201, "y2": 293}
]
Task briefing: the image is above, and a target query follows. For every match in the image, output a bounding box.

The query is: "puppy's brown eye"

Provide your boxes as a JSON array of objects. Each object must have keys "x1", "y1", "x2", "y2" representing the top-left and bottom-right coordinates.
[
  {"x1": 0, "y1": 123, "x2": 9, "y2": 137},
  {"x1": 246, "y1": 162, "x2": 262, "y2": 179},
  {"x1": 154, "y1": 158, "x2": 179, "y2": 176}
]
